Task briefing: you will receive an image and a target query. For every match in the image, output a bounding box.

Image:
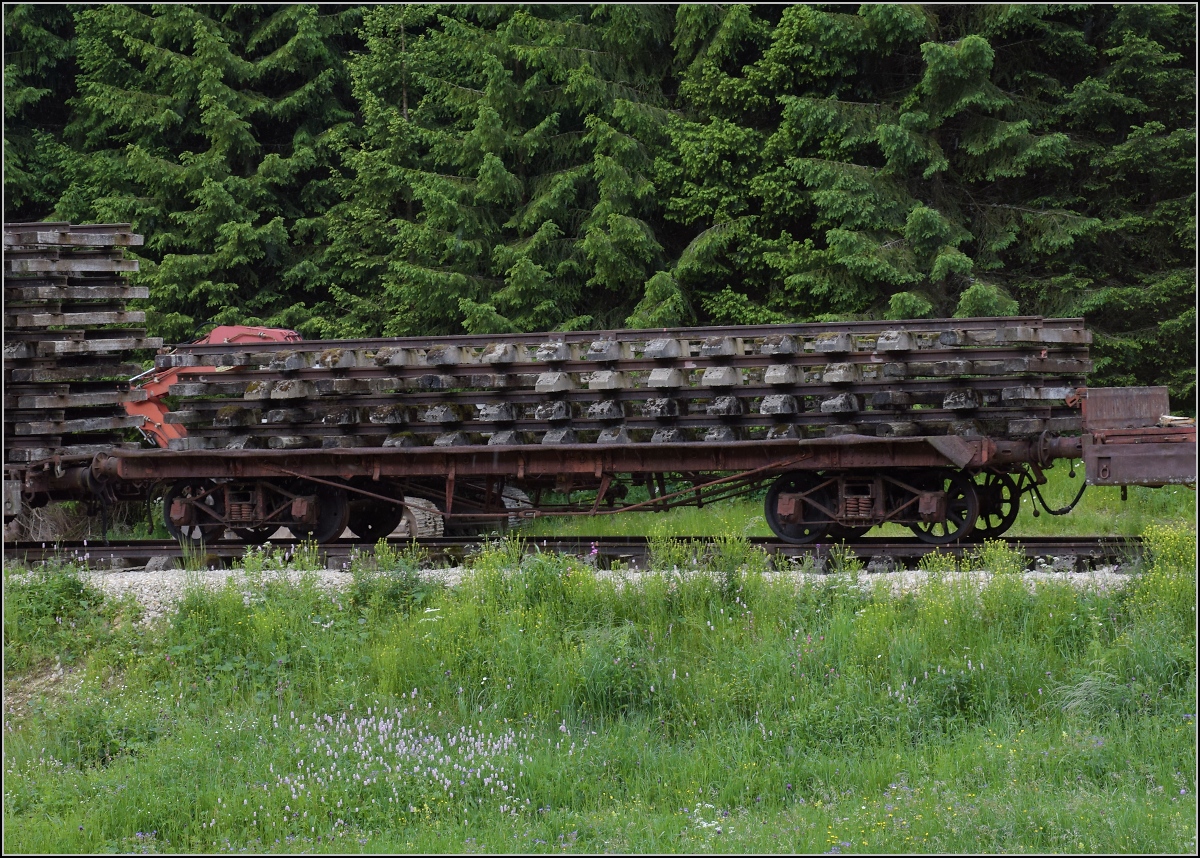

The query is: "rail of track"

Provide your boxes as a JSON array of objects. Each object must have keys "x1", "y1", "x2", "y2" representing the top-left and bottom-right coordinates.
[{"x1": 4, "y1": 534, "x2": 1141, "y2": 572}]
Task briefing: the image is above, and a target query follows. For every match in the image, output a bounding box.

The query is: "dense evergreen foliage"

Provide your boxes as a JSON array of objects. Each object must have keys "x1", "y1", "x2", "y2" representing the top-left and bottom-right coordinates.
[{"x1": 4, "y1": 3, "x2": 1194, "y2": 404}]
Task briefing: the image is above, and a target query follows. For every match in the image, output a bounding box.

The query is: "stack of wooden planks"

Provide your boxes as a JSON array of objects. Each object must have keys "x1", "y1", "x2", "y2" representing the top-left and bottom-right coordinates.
[{"x1": 3, "y1": 223, "x2": 162, "y2": 465}]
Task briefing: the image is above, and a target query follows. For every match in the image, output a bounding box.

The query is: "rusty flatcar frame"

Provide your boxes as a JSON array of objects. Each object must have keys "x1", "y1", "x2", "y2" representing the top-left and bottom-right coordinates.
[{"x1": 81, "y1": 434, "x2": 1086, "y2": 519}]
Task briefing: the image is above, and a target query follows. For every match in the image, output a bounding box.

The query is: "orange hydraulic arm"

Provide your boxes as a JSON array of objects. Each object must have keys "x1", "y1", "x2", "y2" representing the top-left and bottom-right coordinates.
[{"x1": 126, "y1": 325, "x2": 302, "y2": 448}]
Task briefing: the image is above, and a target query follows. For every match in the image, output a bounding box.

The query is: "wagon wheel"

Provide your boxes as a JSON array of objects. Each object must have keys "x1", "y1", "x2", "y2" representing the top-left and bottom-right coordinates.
[
  {"x1": 764, "y1": 471, "x2": 835, "y2": 545},
  {"x1": 288, "y1": 486, "x2": 350, "y2": 543},
  {"x1": 908, "y1": 470, "x2": 980, "y2": 545},
  {"x1": 163, "y1": 480, "x2": 225, "y2": 546},
  {"x1": 971, "y1": 471, "x2": 1021, "y2": 539},
  {"x1": 347, "y1": 499, "x2": 411, "y2": 542}
]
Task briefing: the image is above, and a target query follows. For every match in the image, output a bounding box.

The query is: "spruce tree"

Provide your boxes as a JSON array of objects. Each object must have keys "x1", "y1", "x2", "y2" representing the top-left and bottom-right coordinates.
[
  {"x1": 649, "y1": 4, "x2": 1193, "y2": 405},
  {"x1": 654, "y1": 4, "x2": 1078, "y2": 324},
  {"x1": 52, "y1": 4, "x2": 363, "y2": 343},
  {"x1": 324, "y1": 4, "x2": 674, "y2": 337},
  {"x1": 3, "y1": 4, "x2": 76, "y2": 221}
]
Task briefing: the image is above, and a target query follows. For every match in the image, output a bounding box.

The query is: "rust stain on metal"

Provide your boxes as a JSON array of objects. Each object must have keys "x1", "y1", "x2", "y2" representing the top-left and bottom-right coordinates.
[{"x1": 1082, "y1": 386, "x2": 1171, "y2": 430}]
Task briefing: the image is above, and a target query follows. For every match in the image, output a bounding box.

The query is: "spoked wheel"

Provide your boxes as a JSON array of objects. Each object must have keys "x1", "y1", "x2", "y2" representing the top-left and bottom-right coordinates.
[
  {"x1": 971, "y1": 471, "x2": 1021, "y2": 539},
  {"x1": 163, "y1": 480, "x2": 225, "y2": 546},
  {"x1": 764, "y1": 471, "x2": 836, "y2": 545},
  {"x1": 288, "y1": 486, "x2": 350, "y2": 543},
  {"x1": 908, "y1": 469, "x2": 980, "y2": 545},
  {"x1": 347, "y1": 499, "x2": 409, "y2": 542}
]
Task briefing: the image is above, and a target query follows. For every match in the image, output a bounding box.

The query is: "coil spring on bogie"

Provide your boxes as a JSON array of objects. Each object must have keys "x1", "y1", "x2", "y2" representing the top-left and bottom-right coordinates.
[
  {"x1": 843, "y1": 496, "x2": 874, "y2": 519},
  {"x1": 227, "y1": 501, "x2": 256, "y2": 522}
]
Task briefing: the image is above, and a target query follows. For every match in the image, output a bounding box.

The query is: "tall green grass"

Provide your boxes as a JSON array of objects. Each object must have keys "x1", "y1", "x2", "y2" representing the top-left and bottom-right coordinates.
[{"x1": 4, "y1": 525, "x2": 1195, "y2": 853}]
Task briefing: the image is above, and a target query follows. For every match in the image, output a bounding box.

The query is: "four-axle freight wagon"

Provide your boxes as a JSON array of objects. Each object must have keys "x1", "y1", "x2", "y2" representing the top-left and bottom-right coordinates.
[{"x1": 4, "y1": 224, "x2": 1196, "y2": 547}]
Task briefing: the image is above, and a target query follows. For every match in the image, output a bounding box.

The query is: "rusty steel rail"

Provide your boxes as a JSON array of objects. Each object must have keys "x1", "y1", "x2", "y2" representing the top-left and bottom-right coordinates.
[
  {"x1": 160, "y1": 316, "x2": 1091, "y2": 358},
  {"x1": 2, "y1": 534, "x2": 1142, "y2": 571}
]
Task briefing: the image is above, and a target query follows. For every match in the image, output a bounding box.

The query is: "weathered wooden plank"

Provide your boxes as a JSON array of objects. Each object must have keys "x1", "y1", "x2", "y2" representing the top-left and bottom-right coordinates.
[
  {"x1": 12, "y1": 310, "x2": 146, "y2": 327},
  {"x1": 1001, "y1": 385, "x2": 1077, "y2": 402},
  {"x1": 3, "y1": 228, "x2": 142, "y2": 247},
  {"x1": 7, "y1": 257, "x2": 139, "y2": 274},
  {"x1": 5, "y1": 441, "x2": 140, "y2": 464},
  {"x1": 16, "y1": 389, "x2": 146, "y2": 408},
  {"x1": 995, "y1": 326, "x2": 1091, "y2": 345},
  {"x1": 4, "y1": 285, "x2": 147, "y2": 302},
  {"x1": 13, "y1": 414, "x2": 144, "y2": 434},
  {"x1": 35, "y1": 336, "x2": 162, "y2": 356},
  {"x1": 5, "y1": 363, "x2": 144, "y2": 383},
  {"x1": 5, "y1": 446, "x2": 61, "y2": 462}
]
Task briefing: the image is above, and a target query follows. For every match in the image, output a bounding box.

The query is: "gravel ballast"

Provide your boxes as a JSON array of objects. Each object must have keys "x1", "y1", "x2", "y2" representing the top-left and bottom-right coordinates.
[{"x1": 73, "y1": 561, "x2": 1134, "y2": 627}]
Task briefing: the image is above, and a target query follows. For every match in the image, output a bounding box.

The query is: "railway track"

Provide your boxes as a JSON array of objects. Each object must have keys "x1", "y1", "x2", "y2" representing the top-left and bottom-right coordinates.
[{"x1": 4, "y1": 534, "x2": 1140, "y2": 572}]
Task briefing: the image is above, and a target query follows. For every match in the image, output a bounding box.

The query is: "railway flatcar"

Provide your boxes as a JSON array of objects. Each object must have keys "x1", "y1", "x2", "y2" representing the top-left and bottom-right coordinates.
[{"x1": 4, "y1": 223, "x2": 1195, "y2": 547}]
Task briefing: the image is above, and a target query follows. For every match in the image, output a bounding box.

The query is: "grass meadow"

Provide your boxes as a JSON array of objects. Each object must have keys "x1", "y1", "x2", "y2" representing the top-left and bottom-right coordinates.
[{"x1": 4, "y1": 504, "x2": 1196, "y2": 853}]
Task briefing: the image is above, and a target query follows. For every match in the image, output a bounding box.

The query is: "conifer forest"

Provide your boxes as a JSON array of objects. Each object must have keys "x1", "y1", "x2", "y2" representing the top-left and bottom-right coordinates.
[{"x1": 4, "y1": 4, "x2": 1195, "y2": 407}]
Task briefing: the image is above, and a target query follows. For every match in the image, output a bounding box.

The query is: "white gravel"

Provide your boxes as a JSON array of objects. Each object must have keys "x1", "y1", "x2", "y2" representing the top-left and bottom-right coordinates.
[{"x1": 74, "y1": 559, "x2": 1133, "y2": 627}]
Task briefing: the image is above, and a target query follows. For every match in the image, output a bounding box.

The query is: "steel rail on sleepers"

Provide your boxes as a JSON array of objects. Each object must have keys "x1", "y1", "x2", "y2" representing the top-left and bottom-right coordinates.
[
  {"x1": 149, "y1": 316, "x2": 1091, "y2": 452},
  {"x1": 4, "y1": 535, "x2": 1141, "y2": 573}
]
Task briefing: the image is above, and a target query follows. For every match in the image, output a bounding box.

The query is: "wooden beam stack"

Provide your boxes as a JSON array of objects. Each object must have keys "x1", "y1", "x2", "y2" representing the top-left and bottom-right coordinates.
[{"x1": 3, "y1": 222, "x2": 161, "y2": 466}]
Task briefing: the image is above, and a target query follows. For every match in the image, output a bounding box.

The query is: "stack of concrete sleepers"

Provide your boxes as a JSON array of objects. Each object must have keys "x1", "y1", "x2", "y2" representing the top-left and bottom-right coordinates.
[{"x1": 151, "y1": 318, "x2": 1091, "y2": 451}]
